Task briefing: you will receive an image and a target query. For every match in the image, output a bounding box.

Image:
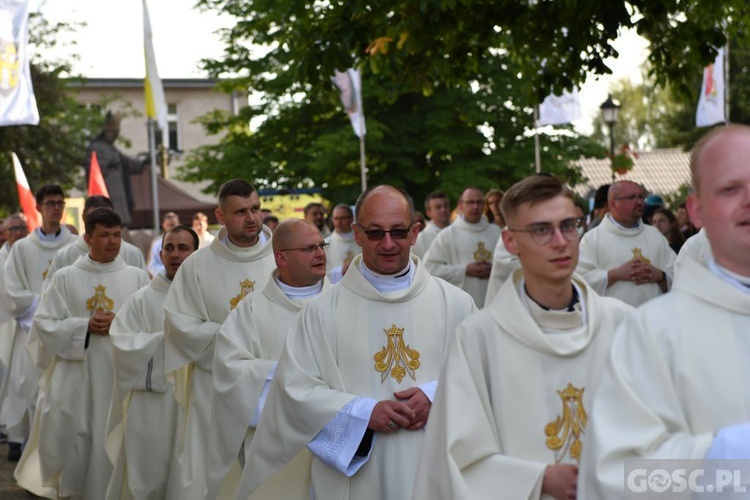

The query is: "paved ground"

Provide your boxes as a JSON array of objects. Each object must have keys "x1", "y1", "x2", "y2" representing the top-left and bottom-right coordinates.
[{"x1": 0, "y1": 442, "x2": 34, "y2": 499}]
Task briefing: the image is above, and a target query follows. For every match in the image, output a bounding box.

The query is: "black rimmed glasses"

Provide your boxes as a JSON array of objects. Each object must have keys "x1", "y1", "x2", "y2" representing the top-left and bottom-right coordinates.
[
  {"x1": 279, "y1": 242, "x2": 329, "y2": 254},
  {"x1": 356, "y1": 223, "x2": 413, "y2": 241},
  {"x1": 507, "y1": 217, "x2": 584, "y2": 245}
]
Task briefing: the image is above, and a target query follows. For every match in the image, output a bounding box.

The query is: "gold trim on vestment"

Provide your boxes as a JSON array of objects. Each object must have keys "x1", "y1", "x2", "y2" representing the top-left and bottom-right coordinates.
[
  {"x1": 545, "y1": 383, "x2": 587, "y2": 463},
  {"x1": 230, "y1": 279, "x2": 256, "y2": 310},
  {"x1": 374, "y1": 324, "x2": 420, "y2": 383}
]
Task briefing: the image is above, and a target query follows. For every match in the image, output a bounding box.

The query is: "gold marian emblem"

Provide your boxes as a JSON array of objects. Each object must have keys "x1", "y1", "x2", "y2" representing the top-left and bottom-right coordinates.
[
  {"x1": 343, "y1": 250, "x2": 354, "y2": 267},
  {"x1": 86, "y1": 284, "x2": 114, "y2": 314},
  {"x1": 474, "y1": 242, "x2": 492, "y2": 263},
  {"x1": 373, "y1": 324, "x2": 421, "y2": 383},
  {"x1": 631, "y1": 247, "x2": 651, "y2": 264},
  {"x1": 229, "y1": 279, "x2": 255, "y2": 310},
  {"x1": 545, "y1": 383, "x2": 587, "y2": 463},
  {"x1": 42, "y1": 260, "x2": 52, "y2": 281}
]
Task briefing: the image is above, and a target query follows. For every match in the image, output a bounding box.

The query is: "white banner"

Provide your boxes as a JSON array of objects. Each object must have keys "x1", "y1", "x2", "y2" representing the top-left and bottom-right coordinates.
[
  {"x1": 143, "y1": 0, "x2": 167, "y2": 132},
  {"x1": 331, "y1": 68, "x2": 366, "y2": 138},
  {"x1": 0, "y1": 0, "x2": 38, "y2": 126},
  {"x1": 538, "y1": 87, "x2": 582, "y2": 126},
  {"x1": 696, "y1": 48, "x2": 725, "y2": 127}
]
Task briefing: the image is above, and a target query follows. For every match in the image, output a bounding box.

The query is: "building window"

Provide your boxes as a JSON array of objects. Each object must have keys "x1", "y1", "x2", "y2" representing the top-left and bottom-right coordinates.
[{"x1": 156, "y1": 103, "x2": 180, "y2": 150}]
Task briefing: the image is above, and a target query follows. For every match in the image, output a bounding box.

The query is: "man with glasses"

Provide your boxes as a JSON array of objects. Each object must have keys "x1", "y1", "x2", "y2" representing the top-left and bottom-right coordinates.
[
  {"x1": 424, "y1": 187, "x2": 501, "y2": 308},
  {"x1": 413, "y1": 175, "x2": 633, "y2": 499},
  {"x1": 2, "y1": 185, "x2": 76, "y2": 461},
  {"x1": 325, "y1": 203, "x2": 360, "y2": 283},
  {"x1": 163, "y1": 179, "x2": 275, "y2": 498},
  {"x1": 577, "y1": 180, "x2": 675, "y2": 307},
  {"x1": 239, "y1": 185, "x2": 475, "y2": 500},
  {"x1": 210, "y1": 219, "x2": 328, "y2": 498}
]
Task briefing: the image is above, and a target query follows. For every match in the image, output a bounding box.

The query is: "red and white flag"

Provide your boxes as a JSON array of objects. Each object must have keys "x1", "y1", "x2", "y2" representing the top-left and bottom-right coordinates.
[
  {"x1": 87, "y1": 151, "x2": 109, "y2": 197},
  {"x1": 11, "y1": 152, "x2": 38, "y2": 230},
  {"x1": 696, "y1": 48, "x2": 726, "y2": 127}
]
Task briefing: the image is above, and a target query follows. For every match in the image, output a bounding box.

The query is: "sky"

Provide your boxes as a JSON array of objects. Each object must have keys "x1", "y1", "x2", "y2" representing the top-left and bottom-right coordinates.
[{"x1": 32, "y1": 0, "x2": 650, "y2": 135}]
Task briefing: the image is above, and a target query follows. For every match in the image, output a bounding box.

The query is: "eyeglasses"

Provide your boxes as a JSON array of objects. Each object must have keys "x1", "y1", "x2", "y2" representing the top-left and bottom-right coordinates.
[
  {"x1": 42, "y1": 200, "x2": 66, "y2": 208},
  {"x1": 356, "y1": 224, "x2": 413, "y2": 241},
  {"x1": 279, "y1": 242, "x2": 329, "y2": 254},
  {"x1": 507, "y1": 217, "x2": 583, "y2": 245},
  {"x1": 613, "y1": 194, "x2": 647, "y2": 202}
]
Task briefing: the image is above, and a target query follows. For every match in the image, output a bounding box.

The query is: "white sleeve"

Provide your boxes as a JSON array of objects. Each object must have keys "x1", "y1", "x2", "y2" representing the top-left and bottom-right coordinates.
[
  {"x1": 706, "y1": 423, "x2": 750, "y2": 459},
  {"x1": 249, "y1": 362, "x2": 278, "y2": 427},
  {"x1": 417, "y1": 380, "x2": 438, "y2": 402}
]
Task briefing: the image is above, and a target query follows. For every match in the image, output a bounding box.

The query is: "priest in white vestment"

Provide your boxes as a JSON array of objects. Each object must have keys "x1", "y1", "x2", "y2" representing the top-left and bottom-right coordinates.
[
  {"x1": 577, "y1": 180, "x2": 676, "y2": 307},
  {"x1": 2, "y1": 186, "x2": 76, "y2": 457},
  {"x1": 15, "y1": 208, "x2": 149, "y2": 499},
  {"x1": 240, "y1": 185, "x2": 476, "y2": 500},
  {"x1": 324, "y1": 204, "x2": 360, "y2": 283},
  {"x1": 674, "y1": 227, "x2": 711, "y2": 275},
  {"x1": 164, "y1": 179, "x2": 275, "y2": 499},
  {"x1": 424, "y1": 187, "x2": 500, "y2": 308},
  {"x1": 483, "y1": 235, "x2": 520, "y2": 303},
  {"x1": 413, "y1": 175, "x2": 633, "y2": 500},
  {"x1": 208, "y1": 219, "x2": 328, "y2": 499},
  {"x1": 581, "y1": 125, "x2": 750, "y2": 498},
  {"x1": 410, "y1": 192, "x2": 451, "y2": 259},
  {"x1": 106, "y1": 225, "x2": 199, "y2": 500}
]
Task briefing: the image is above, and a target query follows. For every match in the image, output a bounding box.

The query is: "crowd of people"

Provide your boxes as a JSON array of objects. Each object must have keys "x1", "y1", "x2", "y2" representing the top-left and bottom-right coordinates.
[{"x1": 0, "y1": 124, "x2": 746, "y2": 499}]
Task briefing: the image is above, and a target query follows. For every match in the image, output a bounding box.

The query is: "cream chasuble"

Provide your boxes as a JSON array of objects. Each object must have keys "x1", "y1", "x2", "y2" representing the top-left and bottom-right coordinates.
[
  {"x1": 423, "y1": 216, "x2": 500, "y2": 308},
  {"x1": 483, "y1": 234, "x2": 520, "y2": 304},
  {"x1": 106, "y1": 273, "x2": 182, "y2": 500},
  {"x1": 0, "y1": 244, "x2": 16, "y2": 426},
  {"x1": 208, "y1": 271, "x2": 328, "y2": 499},
  {"x1": 163, "y1": 226, "x2": 275, "y2": 499},
  {"x1": 45, "y1": 234, "x2": 147, "y2": 287},
  {"x1": 577, "y1": 215, "x2": 676, "y2": 307},
  {"x1": 412, "y1": 271, "x2": 632, "y2": 500},
  {"x1": 15, "y1": 255, "x2": 149, "y2": 499},
  {"x1": 580, "y1": 258, "x2": 750, "y2": 499},
  {"x1": 410, "y1": 221, "x2": 443, "y2": 259},
  {"x1": 1, "y1": 226, "x2": 75, "y2": 442},
  {"x1": 325, "y1": 231, "x2": 360, "y2": 283},
  {"x1": 239, "y1": 255, "x2": 475, "y2": 500},
  {"x1": 674, "y1": 228, "x2": 711, "y2": 276}
]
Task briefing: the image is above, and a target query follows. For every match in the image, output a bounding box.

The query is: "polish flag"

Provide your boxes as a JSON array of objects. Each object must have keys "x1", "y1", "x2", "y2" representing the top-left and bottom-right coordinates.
[
  {"x1": 88, "y1": 151, "x2": 109, "y2": 197},
  {"x1": 11, "y1": 152, "x2": 39, "y2": 230}
]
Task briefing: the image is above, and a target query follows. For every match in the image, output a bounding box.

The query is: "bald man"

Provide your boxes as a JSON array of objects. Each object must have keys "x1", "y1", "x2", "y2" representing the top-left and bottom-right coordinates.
[
  {"x1": 208, "y1": 219, "x2": 328, "y2": 498},
  {"x1": 239, "y1": 185, "x2": 476, "y2": 500},
  {"x1": 424, "y1": 187, "x2": 501, "y2": 308},
  {"x1": 577, "y1": 180, "x2": 676, "y2": 307}
]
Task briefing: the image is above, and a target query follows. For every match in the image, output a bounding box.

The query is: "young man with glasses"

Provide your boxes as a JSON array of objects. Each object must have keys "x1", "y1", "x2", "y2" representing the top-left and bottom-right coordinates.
[
  {"x1": 424, "y1": 187, "x2": 501, "y2": 308},
  {"x1": 239, "y1": 185, "x2": 476, "y2": 500},
  {"x1": 2, "y1": 185, "x2": 76, "y2": 461},
  {"x1": 413, "y1": 175, "x2": 633, "y2": 500},
  {"x1": 577, "y1": 180, "x2": 676, "y2": 307}
]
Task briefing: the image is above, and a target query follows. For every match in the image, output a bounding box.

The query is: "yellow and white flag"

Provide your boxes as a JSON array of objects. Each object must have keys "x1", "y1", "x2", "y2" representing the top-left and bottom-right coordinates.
[
  {"x1": 696, "y1": 48, "x2": 725, "y2": 127},
  {"x1": 0, "y1": 0, "x2": 38, "y2": 126},
  {"x1": 143, "y1": 0, "x2": 167, "y2": 132}
]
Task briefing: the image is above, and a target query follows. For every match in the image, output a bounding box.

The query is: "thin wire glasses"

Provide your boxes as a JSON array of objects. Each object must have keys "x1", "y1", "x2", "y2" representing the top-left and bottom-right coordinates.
[
  {"x1": 279, "y1": 242, "x2": 329, "y2": 254},
  {"x1": 507, "y1": 217, "x2": 584, "y2": 245}
]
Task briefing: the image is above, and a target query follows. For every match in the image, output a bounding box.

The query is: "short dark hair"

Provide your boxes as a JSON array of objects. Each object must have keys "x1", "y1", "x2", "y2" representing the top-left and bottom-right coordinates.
[
  {"x1": 162, "y1": 224, "x2": 199, "y2": 251},
  {"x1": 593, "y1": 184, "x2": 611, "y2": 210},
  {"x1": 218, "y1": 179, "x2": 256, "y2": 206},
  {"x1": 501, "y1": 175, "x2": 574, "y2": 222},
  {"x1": 354, "y1": 185, "x2": 416, "y2": 224},
  {"x1": 332, "y1": 203, "x2": 353, "y2": 217},
  {"x1": 263, "y1": 215, "x2": 279, "y2": 225},
  {"x1": 423, "y1": 191, "x2": 448, "y2": 211},
  {"x1": 84, "y1": 207, "x2": 121, "y2": 235},
  {"x1": 35, "y1": 184, "x2": 65, "y2": 204},
  {"x1": 84, "y1": 195, "x2": 114, "y2": 217},
  {"x1": 303, "y1": 202, "x2": 324, "y2": 216}
]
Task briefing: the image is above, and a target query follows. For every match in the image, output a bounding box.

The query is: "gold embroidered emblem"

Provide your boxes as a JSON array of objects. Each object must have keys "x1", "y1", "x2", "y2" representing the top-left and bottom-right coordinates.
[
  {"x1": 474, "y1": 242, "x2": 492, "y2": 263},
  {"x1": 631, "y1": 247, "x2": 651, "y2": 264},
  {"x1": 373, "y1": 324, "x2": 420, "y2": 383},
  {"x1": 86, "y1": 285, "x2": 114, "y2": 314},
  {"x1": 545, "y1": 383, "x2": 587, "y2": 463},
  {"x1": 229, "y1": 279, "x2": 255, "y2": 310},
  {"x1": 343, "y1": 250, "x2": 354, "y2": 268},
  {"x1": 42, "y1": 260, "x2": 52, "y2": 281}
]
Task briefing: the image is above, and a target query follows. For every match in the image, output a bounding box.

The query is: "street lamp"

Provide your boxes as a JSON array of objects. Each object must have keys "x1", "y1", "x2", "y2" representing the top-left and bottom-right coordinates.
[{"x1": 600, "y1": 93, "x2": 621, "y2": 182}]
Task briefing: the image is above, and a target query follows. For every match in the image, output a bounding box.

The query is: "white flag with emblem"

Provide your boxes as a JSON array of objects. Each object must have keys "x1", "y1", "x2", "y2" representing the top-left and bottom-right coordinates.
[
  {"x1": 331, "y1": 68, "x2": 366, "y2": 138},
  {"x1": 538, "y1": 87, "x2": 582, "y2": 126},
  {"x1": 0, "y1": 0, "x2": 38, "y2": 126},
  {"x1": 696, "y1": 48, "x2": 725, "y2": 127}
]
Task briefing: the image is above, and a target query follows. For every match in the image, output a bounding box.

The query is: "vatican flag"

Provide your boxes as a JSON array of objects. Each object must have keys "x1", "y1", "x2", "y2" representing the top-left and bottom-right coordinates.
[
  {"x1": 143, "y1": 0, "x2": 167, "y2": 133},
  {"x1": 0, "y1": 0, "x2": 38, "y2": 126}
]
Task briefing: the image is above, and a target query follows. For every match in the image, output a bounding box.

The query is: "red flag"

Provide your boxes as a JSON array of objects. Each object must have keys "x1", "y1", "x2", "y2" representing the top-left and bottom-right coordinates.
[
  {"x1": 88, "y1": 151, "x2": 109, "y2": 197},
  {"x1": 11, "y1": 152, "x2": 39, "y2": 231}
]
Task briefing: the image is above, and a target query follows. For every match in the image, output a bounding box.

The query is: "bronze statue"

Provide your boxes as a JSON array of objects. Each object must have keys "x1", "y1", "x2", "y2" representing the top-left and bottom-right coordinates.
[{"x1": 84, "y1": 112, "x2": 146, "y2": 227}]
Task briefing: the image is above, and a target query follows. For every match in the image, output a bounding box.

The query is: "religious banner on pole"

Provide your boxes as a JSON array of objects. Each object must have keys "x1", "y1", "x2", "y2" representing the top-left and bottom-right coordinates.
[
  {"x1": 87, "y1": 151, "x2": 110, "y2": 197},
  {"x1": 331, "y1": 68, "x2": 366, "y2": 138},
  {"x1": 0, "y1": 0, "x2": 38, "y2": 126},
  {"x1": 696, "y1": 48, "x2": 725, "y2": 127},
  {"x1": 11, "y1": 151, "x2": 39, "y2": 230},
  {"x1": 143, "y1": 0, "x2": 168, "y2": 133},
  {"x1": 538, "y1": 87, "x2": 582, "y2": 126}
]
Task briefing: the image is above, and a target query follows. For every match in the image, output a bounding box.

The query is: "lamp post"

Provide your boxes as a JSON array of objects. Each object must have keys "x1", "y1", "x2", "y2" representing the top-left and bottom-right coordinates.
[{"x1": 600, "y1": 93, "x2": 621, "y2": 182}]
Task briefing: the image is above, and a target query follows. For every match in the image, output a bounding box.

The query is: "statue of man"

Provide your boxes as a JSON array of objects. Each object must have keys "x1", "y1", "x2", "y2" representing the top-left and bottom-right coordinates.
[{"x1": 85, "y1": 112, "x2": 146, "y2": 227}]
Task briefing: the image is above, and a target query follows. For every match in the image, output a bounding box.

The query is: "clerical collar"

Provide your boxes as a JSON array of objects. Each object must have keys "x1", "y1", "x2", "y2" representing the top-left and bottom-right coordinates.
[
  {"x1": 222, "y1": 230, "x2": 269, "y2": 251},
  {"x1": 36, "y1": 227, "x2": 62, "y2": 241},
  {"x1": 275, "y1": 277, "x2": 324, "y2": 301},
  {"x1": 607, "y1": 213, "x2": 641, "y2": 231},
  {"x1": 358, "y1": 260, "x2": 414, "y2": 292},
  {"x1": 708, "y1": 258, "x2": 750, "y2": 294},
  {"x1": 517, "y1": 279, "x2": 586, "y2": 333}
]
